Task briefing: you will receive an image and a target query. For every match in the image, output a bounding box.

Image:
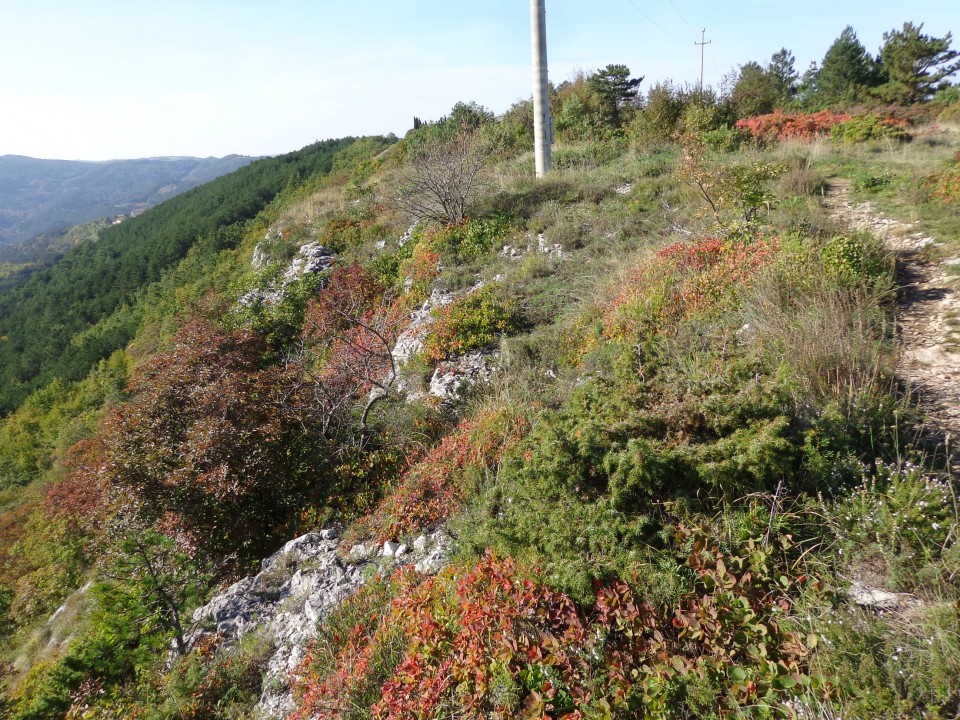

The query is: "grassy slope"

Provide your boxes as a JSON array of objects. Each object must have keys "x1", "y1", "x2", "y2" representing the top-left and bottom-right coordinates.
[{"x1": 1, "y1": 119, "x2": 959, "y2": 717}]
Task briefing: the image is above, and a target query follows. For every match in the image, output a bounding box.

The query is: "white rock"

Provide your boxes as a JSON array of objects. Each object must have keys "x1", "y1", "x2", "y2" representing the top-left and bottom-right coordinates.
[
  {"x1": 413, "y1": 535, "x2": 428, "y2": 554},
  {"x1": 383, "y1": 540, "x2": 401, "y2": 558},
  {"x1": 391, "y1": 288, "x2": 456, "y2": 367},
  {"x1": 237, "y1": 242, "x2": 334, "y2": 311},
  {"x1": 398, "y1": 226, "x2": 415, "y2": 247},
  {"x1": 183, "y1": 526, "x2": 451, "y2": 716},
  {"x1": 848, "y1": 581, "x2": 918, "y2": 610},
  {"x1": 428, "y1": 349, "x2": 499, "y2": 401},
  {"x1": 251, "y1": 241, "x2": 270, "y2": 269},
  {"x1": 185, "y1": 531, "x2": 370, "y2": 719},
  {"x1": 350, "y1": 543, "x2": 372, "y2": 560},
  {"x1": 537, "y1": 233, "x2": 566, "y2": 259},
  {"x1": 415, "y1": 557, "x2": 442, "y2": 574}
]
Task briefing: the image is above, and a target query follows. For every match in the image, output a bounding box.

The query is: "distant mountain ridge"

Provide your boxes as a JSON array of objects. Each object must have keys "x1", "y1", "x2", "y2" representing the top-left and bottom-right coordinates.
[{"x1": 0, "y1": 154, "x2": 259, "y2": 246}]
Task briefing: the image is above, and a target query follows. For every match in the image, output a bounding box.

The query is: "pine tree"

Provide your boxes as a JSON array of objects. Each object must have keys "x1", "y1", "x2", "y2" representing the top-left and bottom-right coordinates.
[
  {"x1": 730, "y1": 62, "x2": 778, "y2": 119},
  {"x1": 816, "y1": 26, "x2": 882, "y2": 105},
  {"x1": 768, "y1": 48, "x2": 799, "y2": 106},
  {"x1": 588, "y1": 64, "x2": 644, "y2": 127},
  {"x1": 877, "y1": 22, "x2": 960, "y2": 104}
]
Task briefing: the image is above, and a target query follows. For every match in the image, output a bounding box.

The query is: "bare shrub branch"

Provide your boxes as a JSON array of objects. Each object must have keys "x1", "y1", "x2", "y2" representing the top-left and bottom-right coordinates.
[{"x1": 394, "y1": 128, "x2": 489, "y2": 225}]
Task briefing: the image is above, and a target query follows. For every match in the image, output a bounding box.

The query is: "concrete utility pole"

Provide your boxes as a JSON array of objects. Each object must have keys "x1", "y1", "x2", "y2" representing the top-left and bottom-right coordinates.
[
  {"x1": 530, "y1": 0, "x2": 552, "y2": 177},
  {"x1": 695, "y1": 28, "x2": 712, "y2": 92}
]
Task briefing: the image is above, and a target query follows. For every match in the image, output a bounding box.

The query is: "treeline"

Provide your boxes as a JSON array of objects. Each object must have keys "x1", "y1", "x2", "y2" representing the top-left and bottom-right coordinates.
[
  {"x1": 540, "y1": 22, "x2": 959, "y2": 153},
  {"x1": 0, "y1": 137, "x2": 358, "y2": 414}
]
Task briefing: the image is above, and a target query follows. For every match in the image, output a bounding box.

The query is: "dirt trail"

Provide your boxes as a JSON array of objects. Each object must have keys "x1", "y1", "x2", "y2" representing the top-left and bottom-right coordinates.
[{"x1": 825, "y1": 179, "x2": 960, "y2": 457}]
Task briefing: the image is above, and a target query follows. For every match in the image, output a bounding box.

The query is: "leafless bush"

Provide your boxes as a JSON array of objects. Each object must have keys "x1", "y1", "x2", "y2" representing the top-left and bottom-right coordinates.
[{"x1": 394, "y1": 128, "x2": 489, "y2": 225}]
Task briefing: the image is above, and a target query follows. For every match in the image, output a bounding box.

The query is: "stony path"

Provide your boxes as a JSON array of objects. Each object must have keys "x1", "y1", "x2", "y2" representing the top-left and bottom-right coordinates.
[{"x1": 824, "y1": 180, "x2": 960, "y2": 457}]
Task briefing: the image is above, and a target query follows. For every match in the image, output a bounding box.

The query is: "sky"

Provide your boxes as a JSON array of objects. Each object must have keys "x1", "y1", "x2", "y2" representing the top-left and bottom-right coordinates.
[{"x1": 0, "y1": 0, "x2": 956, "y2": 161}]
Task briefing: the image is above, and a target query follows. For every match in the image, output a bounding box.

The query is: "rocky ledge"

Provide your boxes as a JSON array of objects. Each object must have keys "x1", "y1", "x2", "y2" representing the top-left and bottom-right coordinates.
[{"x1": 184, "y1": 528, "x2": 449, "y2": 718}]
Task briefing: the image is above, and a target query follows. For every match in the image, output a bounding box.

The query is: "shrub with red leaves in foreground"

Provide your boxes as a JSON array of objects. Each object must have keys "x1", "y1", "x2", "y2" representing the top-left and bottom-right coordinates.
[{"x1": 290, "y1": 528, "x2": 820, "y2": 720}]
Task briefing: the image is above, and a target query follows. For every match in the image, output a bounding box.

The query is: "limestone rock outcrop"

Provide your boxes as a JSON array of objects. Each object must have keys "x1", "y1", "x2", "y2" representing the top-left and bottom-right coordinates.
[{"x1": 184, "y1": 528, "x2": 450, "y2": 718}]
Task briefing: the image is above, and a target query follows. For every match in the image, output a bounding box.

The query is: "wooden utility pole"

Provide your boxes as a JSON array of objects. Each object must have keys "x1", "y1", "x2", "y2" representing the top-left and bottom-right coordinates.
[
  {"x1": 695, "y1": 28, "x2": 711, "y2": 92},
  {"x1": 530, "y1": 0, "x2": 552, "y2": 177}
]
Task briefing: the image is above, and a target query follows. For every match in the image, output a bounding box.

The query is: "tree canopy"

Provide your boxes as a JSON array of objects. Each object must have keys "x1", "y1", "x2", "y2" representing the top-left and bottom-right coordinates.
[
  {"x1": 815, "y1": 26, "x2": 883, "y2": 105},
  {"x1": 588, "y1": 64, "x2": 644, "y2": 127},
  {"x1": 877, "y1": 22, "x2": 960, "y2": 104},
  {"x1": 730, "y1": 61, "x2": 779, "y2": 119}
]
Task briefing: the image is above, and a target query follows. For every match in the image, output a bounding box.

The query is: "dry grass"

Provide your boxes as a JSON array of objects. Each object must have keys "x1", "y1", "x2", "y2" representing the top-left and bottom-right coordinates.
[{"x1": 743, "y1": 262, "x2": 895, "y2": 408}]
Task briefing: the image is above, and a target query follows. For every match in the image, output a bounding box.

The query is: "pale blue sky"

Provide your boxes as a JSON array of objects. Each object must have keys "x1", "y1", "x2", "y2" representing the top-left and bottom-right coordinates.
[{"x1": 0, "y1": 1, "x2": 955, "y2": 160}]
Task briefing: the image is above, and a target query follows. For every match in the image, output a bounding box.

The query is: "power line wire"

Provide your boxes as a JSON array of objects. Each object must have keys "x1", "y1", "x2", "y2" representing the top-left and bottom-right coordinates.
[
  {"x1": 667, "y1": 0, "x2": 697, "y2": 32},
  {"x1": 619, "y1": 0, "x2": 687, "y2": 42}
]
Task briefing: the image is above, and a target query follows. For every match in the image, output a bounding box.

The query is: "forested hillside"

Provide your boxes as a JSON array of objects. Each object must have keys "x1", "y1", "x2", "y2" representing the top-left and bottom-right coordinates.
[
  {"x1": 0, "y1": 154, "x2": 257, "y2": 247},
  {"x1": 1, "y1": 21, "x2": 959, "y2": 720},
  {"x1": 0, "y1": 137, "x2": 368, "y2": 413}
]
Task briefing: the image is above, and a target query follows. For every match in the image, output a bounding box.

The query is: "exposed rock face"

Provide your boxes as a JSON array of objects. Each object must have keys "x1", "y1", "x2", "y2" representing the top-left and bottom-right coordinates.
[
  {"x1": 499, "y1": 232, "x2": 567, "y2": 260},
  {"x1": 429, "y1": 348, "x2": 499, "y2": 401},
  {"x1": 389, "y1": 286, "x2": 505, "y2": 403},
  {"x1": 185, "y1": 528, "x2": 450, "y2": 718},
  {"x1": 281, "y1": 242, "x2": 334, "y2": 283},
  {"x1": 238, "y1": 234, "x2": 334, "y2": 308},
  {"x1": 391, "y1": 287, "x2": 455, "y2": 367},
  {"x1": 848, "y1": 581, "x2": 921, "y2": 612}
]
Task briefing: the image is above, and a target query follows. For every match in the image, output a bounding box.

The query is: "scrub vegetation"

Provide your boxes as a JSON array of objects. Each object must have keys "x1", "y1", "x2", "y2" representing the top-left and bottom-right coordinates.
[{"x1": 0, "y1": 21, "x2": 959, "y2": 719}]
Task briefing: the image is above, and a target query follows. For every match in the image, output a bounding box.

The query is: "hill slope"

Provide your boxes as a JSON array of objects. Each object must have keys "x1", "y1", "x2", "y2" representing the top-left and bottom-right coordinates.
[
  {"x1": 0, "y1": 154, "x2": 258, "y2": 247},
  {"x1": 0, "y1": 137, "x2": 364, "y2": 413},
  {"x1": 0, "y1": 96, "x2": 958, "y2": 719}
]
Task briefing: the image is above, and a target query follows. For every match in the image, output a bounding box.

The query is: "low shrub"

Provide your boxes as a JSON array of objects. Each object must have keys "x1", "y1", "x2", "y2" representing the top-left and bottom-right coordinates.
[
  {"x1": 831, "y1": 114, "x2": 910, "y2": 144},
  {"x1": 290, "y1": 536, "x2": 819, "y2": 720},
  {"x1": 130, "y1": 631, "x2": 276, "y2": 719},
  {"x1": 932, "y1": 86, "x2": 960, "y2": 106},
  {"x1": 289, "y1": 569, "x2": 407, "y2": 720},
  {"x1": 552, "y1": 138, "x2": 627, "y2": 169},
  {"x1": 422, "y1": 284, "x2": 521, "y2": 362},
  {"x1": 805, "y1": 470, "x2": 960, "y2": 720},
  {"x1": 395, "y1": 243, "x2": 441, "y2": 304},
  {"x1": 701, "y1": 125, "x2": 749, "y2": 152},
  {"x1": 736, "y1": 110, "x2": 853, "y2": 144},
  {"x1": 821, "y1": 234, "x2": 889, "y2": 283},
  {"x1": 829, "y1": 461, "x2": 958, "y2": 593},
  {"x1": 851, "y1": 171, "x2": 894, "y2": 192},
  {"x1": 603, "y1": 235, "x2": 778, "y2": 341},
  {"x1": 421, "y1": 215, "x2": 511, "y2": 263},
  {"x1": 354, "y1": 409, "x2": 528, "y2": 542},
  {"x1": 808, "y1": 600, "x2": 960, "y2": 719},
  {"x1": 676, "y1": 133, "x2": 786, "y2": 225},
  {"x1": 777, "y1": 165, "x2": 829, "y2": 197},
  {"x1": 931, "y1": 153, "x2": 960, "y2": 205},
  {"x1": 742, "y1": 236, "x2": 894, "y2": 408},
  {"x1": 937, "y1": 103, "x2": 960, "y2": 124}
]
